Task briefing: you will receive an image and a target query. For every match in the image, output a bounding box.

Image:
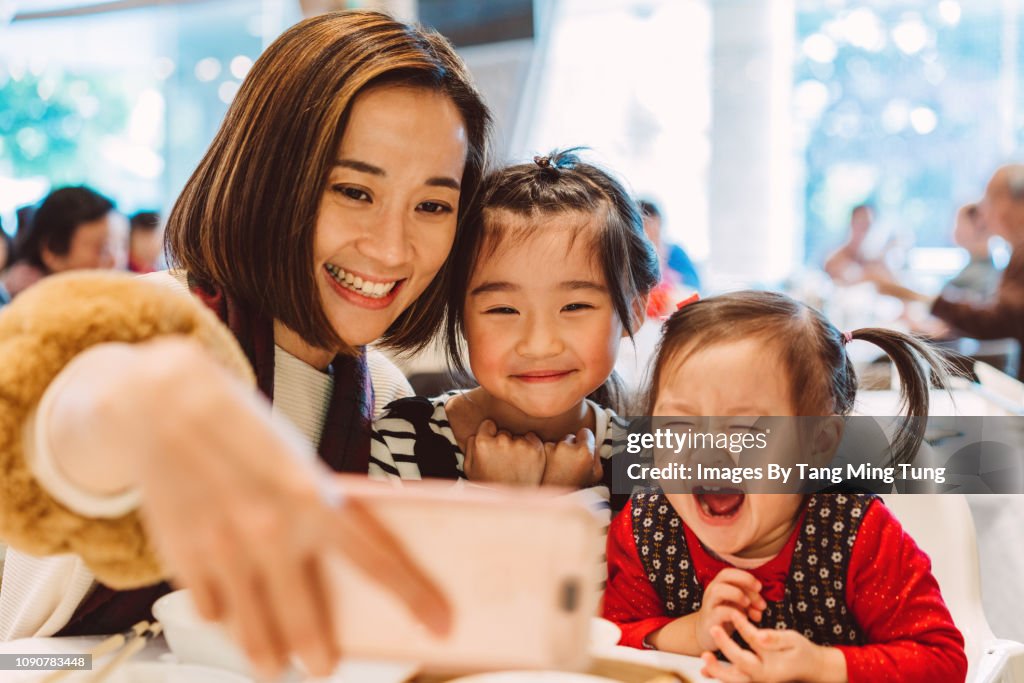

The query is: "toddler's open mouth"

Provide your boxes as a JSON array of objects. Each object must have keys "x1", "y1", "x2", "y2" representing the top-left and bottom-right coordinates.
[{"x1": 694, "y1": 486, "x2": 746, "y2": 519}]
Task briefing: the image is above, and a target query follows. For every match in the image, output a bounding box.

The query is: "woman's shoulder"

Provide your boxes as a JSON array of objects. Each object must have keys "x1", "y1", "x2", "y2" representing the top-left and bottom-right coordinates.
[{"x1": 365, "y1": 350, "x2": 414, "y2": 415}]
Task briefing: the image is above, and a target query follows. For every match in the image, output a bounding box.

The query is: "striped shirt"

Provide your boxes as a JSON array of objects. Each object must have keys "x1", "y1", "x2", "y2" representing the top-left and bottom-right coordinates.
[{"x1": 368, "y1": 392, "x2": 630, "y2": 523}]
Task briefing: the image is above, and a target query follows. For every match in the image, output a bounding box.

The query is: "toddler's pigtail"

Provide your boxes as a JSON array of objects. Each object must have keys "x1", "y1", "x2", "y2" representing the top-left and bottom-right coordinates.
[{"x1": 845, "y1": 328, "x2": 951, "y2": 465}]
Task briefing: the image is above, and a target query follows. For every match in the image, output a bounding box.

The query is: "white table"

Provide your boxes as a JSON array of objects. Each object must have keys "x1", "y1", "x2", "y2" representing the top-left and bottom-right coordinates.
[{"x1": 0, "y1": 636, "x2": 713, "y2": 682}]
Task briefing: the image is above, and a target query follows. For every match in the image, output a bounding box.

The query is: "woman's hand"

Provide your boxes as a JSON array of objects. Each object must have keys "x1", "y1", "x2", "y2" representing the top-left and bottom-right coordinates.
[
  {"x1": 463, "y1": 420, "x2": 546, "y2": 485},
  {"x1": 47, "y1": 338, "x2": 450, "y2": 678},
  {"x1": 700, "y1": 612, "x2": 847, "y2": 683},
  {"x1": 541, "y1": 428, "x2": 601, "y2": 487}
]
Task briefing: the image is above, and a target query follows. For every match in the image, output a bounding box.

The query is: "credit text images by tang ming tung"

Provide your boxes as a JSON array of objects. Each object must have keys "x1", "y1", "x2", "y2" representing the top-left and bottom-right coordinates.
[{"x1": 610, "y1": 415, "x2": 1024, "y2": 495}]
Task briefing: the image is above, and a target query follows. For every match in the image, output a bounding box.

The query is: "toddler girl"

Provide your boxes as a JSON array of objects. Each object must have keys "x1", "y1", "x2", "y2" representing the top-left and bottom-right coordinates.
[
  {"x1": 369, "y1": 149, "x2": 658, "y2": 501},
  {"x1": 603, "y1": 290, "x2": 967, "y2": 682}
]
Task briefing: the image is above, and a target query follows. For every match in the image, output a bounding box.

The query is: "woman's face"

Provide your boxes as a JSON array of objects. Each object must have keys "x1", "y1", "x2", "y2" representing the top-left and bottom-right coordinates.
[{"x1": 314, "y1": 85, "x2": 468, "y2": 347}]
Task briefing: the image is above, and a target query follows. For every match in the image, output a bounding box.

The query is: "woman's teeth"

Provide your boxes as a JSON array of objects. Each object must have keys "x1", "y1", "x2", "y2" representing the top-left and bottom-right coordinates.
[{"x1": 325, "y1": 264, "x2": 398, "y2": 299}]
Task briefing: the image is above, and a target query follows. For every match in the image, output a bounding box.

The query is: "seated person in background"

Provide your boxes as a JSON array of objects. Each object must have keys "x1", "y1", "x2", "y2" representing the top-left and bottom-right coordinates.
[
  {"x1": 127, "y1": 211, "x2": 163, "y2": 274},
  {"x1": 880, "y1": 167, "x2": 1024, "y2": 378},
  {"x1": 824, "y1": 203, "x2": 896, "y2": 286},
  {"x1": 930, "y1": 166, "x2": 1024, "y2": 379},
  {"x1": 0, "y1": 186, "x2": 118, "y2": 298},
  {"x1": 604, "y1": 291, "x2": 966, "y2": 682},
  {"x1": 945, "y1": 202, "x2": 1001, "y2": 300},
  {"x1": 639, "y1": 199, "x2": 700, "y2": 319}
]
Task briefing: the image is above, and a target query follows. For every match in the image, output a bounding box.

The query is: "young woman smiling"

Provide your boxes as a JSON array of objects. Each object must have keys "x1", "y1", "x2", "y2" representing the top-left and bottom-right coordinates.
[{"x1": 0, "y1": 10, "x2": 490, "y2": 677}]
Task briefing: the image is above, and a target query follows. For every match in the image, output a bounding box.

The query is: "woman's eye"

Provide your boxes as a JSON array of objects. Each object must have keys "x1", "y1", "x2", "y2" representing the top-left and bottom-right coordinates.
[
  {"x1": 562, "y1": 303, "x2": 594, "y2": 312},
  {"x1": 484, "y1": 306, "x2": 518, "y2": 315},
  {"x1": 418, "y1": 201, "x2": 453, "y2": 214},
  {"x1": 334, "y1": 186, "x2": 370, "y2": 202}
]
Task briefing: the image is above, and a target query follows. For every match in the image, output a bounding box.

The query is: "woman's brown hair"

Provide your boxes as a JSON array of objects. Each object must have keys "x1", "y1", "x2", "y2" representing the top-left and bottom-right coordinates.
[
  {"x1": 646, "y1": 290, "x2": 949, "y2": 464},
  {"x1": 166, "y1": 9, "x2": 491, "y2": 352}
]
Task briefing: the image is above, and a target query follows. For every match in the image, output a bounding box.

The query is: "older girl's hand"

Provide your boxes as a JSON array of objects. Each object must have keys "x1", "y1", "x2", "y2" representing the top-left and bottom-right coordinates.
[
  {"x1": 463, "y1": 420, "x2": 546, "y2": 485},
  {"x1": 48, "y1": 338, "x2": 451, "y2": 678},
  {"x1": 541, "y1": 428, "x2": 601, "y2": 488}
]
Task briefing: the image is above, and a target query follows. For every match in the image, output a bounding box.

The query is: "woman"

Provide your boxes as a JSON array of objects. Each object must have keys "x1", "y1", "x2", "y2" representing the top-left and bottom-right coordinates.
[{"x1": 0, "y1": 9, "x2": 490, "y2": 677}]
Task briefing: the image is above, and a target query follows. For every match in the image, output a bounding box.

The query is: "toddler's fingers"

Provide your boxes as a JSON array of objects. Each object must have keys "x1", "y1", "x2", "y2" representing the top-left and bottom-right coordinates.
[
  {"x1": 700, "y1": 651, "x2": 752, "y2": 683},
  {"x1": 711, "y1": 625, "x2": 761, "y2": 674},
  {"x1": 524, "y1": 432, "x2": 544, "y2": 450},
  {"x1": 707, "y1": 583, "x2": 751, "y2": 609},
  {"x1": 729, "y1": 610, "x2": 777, "y2": 653},
  {"x1": 478, "y1": 419, "x2": 498, "y2": 438}
]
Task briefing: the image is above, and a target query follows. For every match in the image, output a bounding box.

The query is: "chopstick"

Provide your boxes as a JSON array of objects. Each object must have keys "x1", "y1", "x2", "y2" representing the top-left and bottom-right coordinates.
[
  {"x1": 87, "y1": 622, "x2": 162, "y2": 683},
  {"x1": 40, "y1": 621, "x2": 152, "y2": 683}
]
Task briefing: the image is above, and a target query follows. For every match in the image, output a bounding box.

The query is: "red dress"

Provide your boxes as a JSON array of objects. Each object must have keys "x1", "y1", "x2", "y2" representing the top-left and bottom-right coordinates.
[{"x1": 603, "y1": 498, "x2": 967, "y2": 683}]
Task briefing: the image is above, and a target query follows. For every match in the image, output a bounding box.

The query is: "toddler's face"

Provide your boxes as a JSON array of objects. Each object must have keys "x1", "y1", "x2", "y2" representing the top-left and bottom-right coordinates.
[
  {"x1": 464, "y1": 214, "x2": 624, "y2": 419},
  {"x1": 654, "y1": 337, "x2": 808, "y2": 559}
]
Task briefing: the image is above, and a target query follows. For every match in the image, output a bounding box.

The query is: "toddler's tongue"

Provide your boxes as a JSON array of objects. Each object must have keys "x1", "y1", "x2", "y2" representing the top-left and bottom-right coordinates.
[{"x1": 702, "y1": 492, "x2": 745, "y2": 516}]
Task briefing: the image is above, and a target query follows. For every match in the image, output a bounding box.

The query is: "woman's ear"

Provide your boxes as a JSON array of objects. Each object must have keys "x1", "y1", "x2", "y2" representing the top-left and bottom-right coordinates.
[
  {"x1": 624, "y1": 295, "x2": 650, "y2": 337},
  {"x1": 810, "y1": 416, "x2": 845, "y2": 465}
]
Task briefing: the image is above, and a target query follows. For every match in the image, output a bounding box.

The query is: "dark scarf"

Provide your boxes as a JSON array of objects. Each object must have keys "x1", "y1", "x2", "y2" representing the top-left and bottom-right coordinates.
[{"x1": 58, "y1": 278, "x2": 374, "y2": 636}]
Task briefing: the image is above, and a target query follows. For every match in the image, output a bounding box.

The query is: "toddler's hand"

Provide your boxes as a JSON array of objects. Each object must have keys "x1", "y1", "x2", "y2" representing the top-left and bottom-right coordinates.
[
  {"x1": 694, "y1": 568, "x2": 768, "y2": 652},
  {"x1": 700, "y1": 612, "x2": 845, "y2": 683},
  {"x1": 541, "y1": 428, "x2": 601, "y2": 487},
  {"x1": 463, "y1": 420, "x2": 545, "y2": 486}
]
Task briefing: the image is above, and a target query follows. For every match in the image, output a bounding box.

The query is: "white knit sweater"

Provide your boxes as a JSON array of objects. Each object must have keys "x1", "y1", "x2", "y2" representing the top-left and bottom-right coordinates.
[{"x1": 0, "y1": 271, "x2": 412, "y2": 640}]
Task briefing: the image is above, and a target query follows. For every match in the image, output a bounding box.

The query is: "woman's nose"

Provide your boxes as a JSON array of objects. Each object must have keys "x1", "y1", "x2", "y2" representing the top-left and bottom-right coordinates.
[{"x1": 357, "y1": 208, "x2": 411, "y2": 269}]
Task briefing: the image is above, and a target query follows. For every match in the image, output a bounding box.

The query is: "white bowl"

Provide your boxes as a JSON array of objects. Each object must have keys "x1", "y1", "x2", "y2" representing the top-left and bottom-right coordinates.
[
  {"x1": 589, "y1": 617, "x2": 622, "y2": 651},
  {"x1": 151, "y1": 590, "x2": 252, "y2": 676}
]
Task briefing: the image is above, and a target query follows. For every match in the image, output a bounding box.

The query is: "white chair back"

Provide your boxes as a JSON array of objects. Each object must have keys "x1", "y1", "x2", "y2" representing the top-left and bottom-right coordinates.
[{"x1": 881, "y1": 494, "x2": 1023, "y2": 682}]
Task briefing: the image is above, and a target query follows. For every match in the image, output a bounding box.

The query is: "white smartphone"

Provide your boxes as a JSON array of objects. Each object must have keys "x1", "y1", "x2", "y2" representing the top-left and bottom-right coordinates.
[{"x1": 322, "y1": 476, "x2": 604, "y2": 674}]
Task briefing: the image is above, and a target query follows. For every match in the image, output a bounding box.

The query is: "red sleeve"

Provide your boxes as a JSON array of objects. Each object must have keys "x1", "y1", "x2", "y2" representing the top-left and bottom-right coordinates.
[
  {"x1": 601, "y1": 501, "x2": 675, "y2": 648},
  {"x1": 835, "y1": 499, "x2": 967, "y2": 683}
]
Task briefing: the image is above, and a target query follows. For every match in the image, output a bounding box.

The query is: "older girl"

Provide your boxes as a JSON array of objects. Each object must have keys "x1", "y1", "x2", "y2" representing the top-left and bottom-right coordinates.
[{"x1": 370, "y1": 150, "x2": 658, "y2": 499}]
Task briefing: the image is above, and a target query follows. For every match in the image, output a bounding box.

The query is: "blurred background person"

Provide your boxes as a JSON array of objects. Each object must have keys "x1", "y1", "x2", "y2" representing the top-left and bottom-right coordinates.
[
  {"x1": 639, "y1": 199, "x2": 700, "y2": 322},
  {"x1": 927, "y1": 165, "x2": 1024, "y2": 379},
  {"x1": 945, "y1": 202, "x2": 1001, "y2": 300},
  {"x1": 126, "y1": 210, "x2": 163, "y2": 274},
  {"x1": 639, "y1": 198, "x2": 700, "y2": 291},
  {"x1": 823, "y1": 203, "x2": 897, "y2": 286},
  {"x1": 0, "y1": 186, "x2": 117, "y2": 299}
]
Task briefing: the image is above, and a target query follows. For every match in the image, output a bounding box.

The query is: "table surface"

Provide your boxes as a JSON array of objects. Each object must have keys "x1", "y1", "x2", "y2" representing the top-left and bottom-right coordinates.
[{"x1": 0, "y1": 635, "x2": 714, "y2": 683}]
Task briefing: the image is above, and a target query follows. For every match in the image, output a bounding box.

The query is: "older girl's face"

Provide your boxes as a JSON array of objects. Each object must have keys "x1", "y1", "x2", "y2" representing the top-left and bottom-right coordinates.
[
  {"x1": 314, "y1": 85, "x2": 468, "y2": 347},
  {"x1": 464, "y1": 217, "x2": 625, "y2": 419}
]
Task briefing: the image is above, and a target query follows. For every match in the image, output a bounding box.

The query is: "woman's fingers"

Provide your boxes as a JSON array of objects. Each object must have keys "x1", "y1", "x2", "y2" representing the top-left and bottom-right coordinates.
[
  {"x1": 210, "y1": 530, "x2": 287, "y2": 677},
  {"x1": 257, "y1": 518, "x2": 338, "y2": 676}
]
